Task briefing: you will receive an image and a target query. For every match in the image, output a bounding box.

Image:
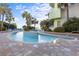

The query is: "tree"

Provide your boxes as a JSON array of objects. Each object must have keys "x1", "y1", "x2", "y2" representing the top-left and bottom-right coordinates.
[
  {"x1": 31, "y1": 18, "x2": 38, "y2": 29},
  {"x1": 23, "y1": 25, "x2": 26, "y2": 30},
  {"x1": 22, "y1": 11, "x2": 32, "y2": 26},
  {"x1": 60, "y1": 3, "x2": 69, "y2": 20},
  {"x1": 63, "y1": 17, "x2": 79, "y2": 32},
  {"x1": 0, "y1": 4, "x2": 6, "y2": 31},
  {"x1": 6, "y1": 16, "x2": 14, "y2": 29},
  {"x1": 0, "y1": 21, "x2": 17, "y2": 31},
  {"x1": 0, "y1": 3, "x2": 11, "y2": 31},
  {"x1": 6, "y1": 10, "x2": 14, "y2": 29},
  {"x1": 40, "y1": 20, "x2": 50, "y2": 31},
  {"x1": 10, "y1": 23, "x2": 17, "y2": 30}
]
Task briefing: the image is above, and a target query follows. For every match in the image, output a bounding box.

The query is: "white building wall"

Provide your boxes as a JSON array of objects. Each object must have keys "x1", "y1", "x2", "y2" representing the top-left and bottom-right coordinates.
[
  {"x1": 48, "y1": 3, "x2": 61, "y2": 30},
  {"x1": 61, "y1": 4, "x2": 79, "y2": 26},
  {"x1": 49, "y1": 4, "x2": 61, "y2": 19},
  {"x1": 69, "y1": 4, "x2": 79, "y2": 18},
  {"x1": 49, "y1": 4, "x2": 79, "y2": 30}
]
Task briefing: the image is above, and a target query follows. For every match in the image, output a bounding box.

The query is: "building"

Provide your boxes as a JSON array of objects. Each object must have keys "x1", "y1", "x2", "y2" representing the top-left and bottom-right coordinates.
[
  {"x1": 48, "y1": 3, "x2": 61, "y2": 30},
  {"x1": 48, "y1": 3, "x2": 79, "y2": 30}
]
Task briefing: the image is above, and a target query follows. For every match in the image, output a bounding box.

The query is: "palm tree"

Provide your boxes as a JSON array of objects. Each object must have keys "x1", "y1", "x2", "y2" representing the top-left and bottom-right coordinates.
[
  {"x1": 0, "y1": 4, "x2": 7, "y2": 31},
  {"x1": 40, "y1": 20, "x2": 50, "y2": 31},
  {"x1": 5, "y1": 8, "x2": 14, "y2": 29},
  {"x1": 22, "y1": 11, "x2": 32, "y2": 26},
  {"x1": 32, "y1": 18, "x2": 38, "y2": 29},
  {"x1": 6, "y1": 16, "x2": 14, "y2": 29},
  {"x1": 0, "y1": 3, "x2": 10, "y2": 31},
  {"x1": 59, "y1": 3, "x2": 69, "y2": 20}
]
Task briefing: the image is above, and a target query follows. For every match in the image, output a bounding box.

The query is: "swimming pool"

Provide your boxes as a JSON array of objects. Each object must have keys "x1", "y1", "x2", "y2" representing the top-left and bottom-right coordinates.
[{"x1": 10, "y1": 31, "x2": 75, "y2": 44}]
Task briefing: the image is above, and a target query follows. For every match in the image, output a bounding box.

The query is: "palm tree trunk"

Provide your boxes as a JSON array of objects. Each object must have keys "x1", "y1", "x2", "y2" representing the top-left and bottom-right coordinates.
[
  {"x1": 27, "y1": 20, "x2": 28, "y2": 26},
  {"x1": 0, "y1": 15, "x2": 1, "y2": 21},
  {"x1": 27, "y1": 19, "x2": 30, "y2": 26},
  {"x1": 67, "y1": 4, "x2": 69, "y2": 20},
  {"x1": 66, "y1": 4, "x2": 69, "y2": 20},
  {"x1": 61, "y1": 3, "x2": 69, "y2": 20},
  {"x1": 0, "y1": 15, "x2": 1, "y2": 31},
  {"x1": 8, "y1": 21, "x2": 10, "y2": 30},
  {"x1": 34, "y1": 23, "x2": 36, "y2": 30},
  {"x1": 1, "y1": 14, "x2": 4, "y2": 31}
]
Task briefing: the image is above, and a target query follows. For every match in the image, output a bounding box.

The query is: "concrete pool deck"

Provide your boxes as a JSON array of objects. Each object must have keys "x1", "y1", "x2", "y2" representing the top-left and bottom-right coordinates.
[{"x1": 0, "y1": 32, "x2": 79, "y2": 56}]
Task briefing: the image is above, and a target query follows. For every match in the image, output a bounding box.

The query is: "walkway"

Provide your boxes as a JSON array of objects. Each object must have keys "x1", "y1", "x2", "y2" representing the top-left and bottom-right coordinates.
[{"x1": 0, "y1": 32, "x2": 79, "y2": 56}]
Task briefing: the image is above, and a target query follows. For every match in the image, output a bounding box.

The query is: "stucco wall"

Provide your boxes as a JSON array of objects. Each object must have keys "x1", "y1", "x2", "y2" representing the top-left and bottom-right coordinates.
[
  {"x1": 61, "y1": 4, "x2": 79, "y2": 26},
  {"x1": 49, "y1": 8, "x2": 61, "y2": 19},
  {"x1": 48, "y1": 4, "x2": 61, "y2": 30},
  {"x1": 49, "y1": 4, "x2": 79, "y2": 30},
  {"x1": 69, "y1": 4, "x2": 79, "y2": 18}
]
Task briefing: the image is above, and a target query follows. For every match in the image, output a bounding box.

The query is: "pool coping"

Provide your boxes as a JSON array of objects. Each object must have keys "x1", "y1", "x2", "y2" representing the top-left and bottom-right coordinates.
[{"x1": 6, "y1": 31, "x2": 79, "y2": 45}]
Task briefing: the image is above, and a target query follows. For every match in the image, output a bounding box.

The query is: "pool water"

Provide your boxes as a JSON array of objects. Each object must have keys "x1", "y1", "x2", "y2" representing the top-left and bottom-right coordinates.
[{"x1": 10, "y1": 31, "x2": 74, "y2": 44}]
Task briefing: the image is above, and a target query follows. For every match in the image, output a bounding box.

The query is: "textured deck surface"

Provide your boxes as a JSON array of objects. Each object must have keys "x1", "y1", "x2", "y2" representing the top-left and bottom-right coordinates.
[{"x1": 0, "y1": 32, "x2": 79, "y2": 56}]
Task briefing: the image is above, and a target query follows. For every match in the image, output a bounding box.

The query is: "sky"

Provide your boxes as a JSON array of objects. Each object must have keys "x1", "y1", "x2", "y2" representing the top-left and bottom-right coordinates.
[{"x1": 8, "y1": 3, "x2": 51, "y2": 28}]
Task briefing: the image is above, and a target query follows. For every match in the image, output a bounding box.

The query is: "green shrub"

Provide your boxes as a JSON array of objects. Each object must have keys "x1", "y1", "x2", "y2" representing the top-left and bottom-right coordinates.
[
  {"x1": 40, "y1": 20, "x2": 53, "y2": 32},
  {"x1": 3, "y1": 27, "x2": 7, "y2": 31},
  {"x1": 53, "y1": 27, "x2": 65, "y2": 32},
  {"x1": 63, "y1": 17, "x2": 79, "y2": 32},
  {"x1": 41, "y1": 26, "x2": 48, "y2": 31},
  {"x1": 41, "y1": 25, "x2": 52, "y2": 31},
  {"x1": 0, "y1": 27, "x2": 7, "y2": 31},
  {"x1": 47, "y1": 29, "x2": 52, "y2": 32}
]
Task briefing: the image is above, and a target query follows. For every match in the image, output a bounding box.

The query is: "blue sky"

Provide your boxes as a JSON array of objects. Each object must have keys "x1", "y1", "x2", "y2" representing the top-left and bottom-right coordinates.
[{"x1": 8, "y1": 3, "x2": 51, "y2": 28}]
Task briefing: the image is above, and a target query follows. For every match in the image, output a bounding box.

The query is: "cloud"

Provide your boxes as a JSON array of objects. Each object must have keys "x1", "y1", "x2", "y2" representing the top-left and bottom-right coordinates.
[
  {"x1": 29, "y1": 3, "x2": 51, "y2": 20},
  {"x1": 20, "y1": 3, "x2": 51, "y2": 20},
  {"x1": 16, "y1": 4, "x2": 26, "y2": 10},
  {"x1": 14, "y1": 17, "x2": 26, "y2": 28},
  {"x1": 14, "y1": 3, "x2": 52, "y2": 28}
]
